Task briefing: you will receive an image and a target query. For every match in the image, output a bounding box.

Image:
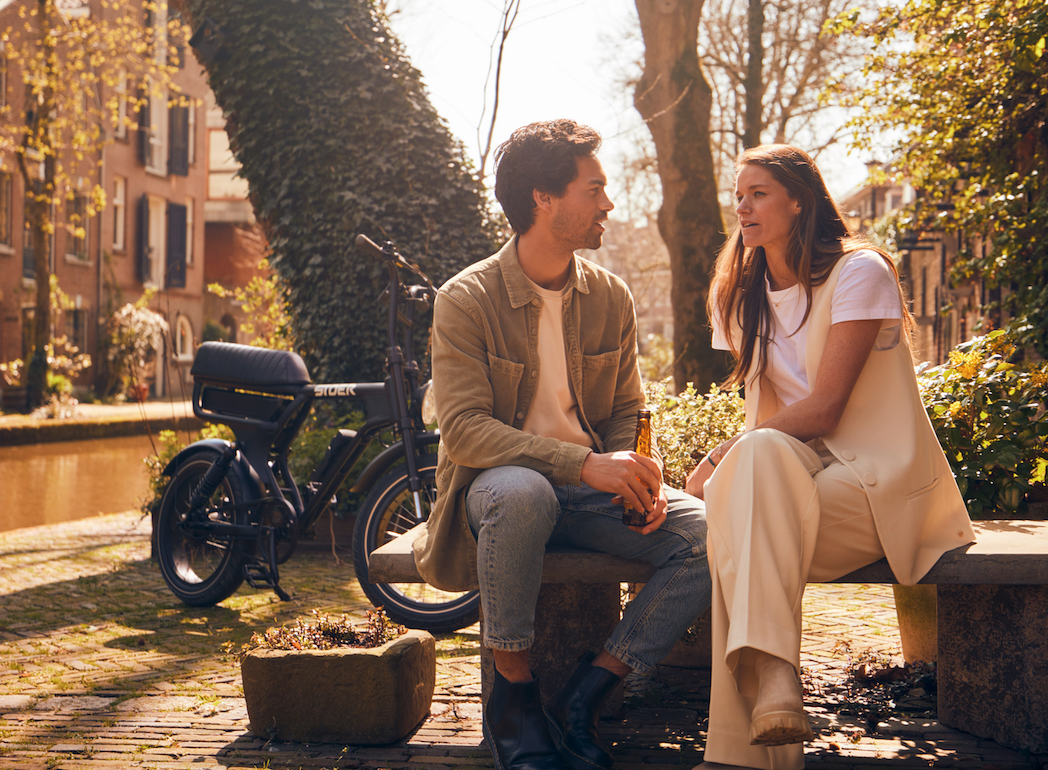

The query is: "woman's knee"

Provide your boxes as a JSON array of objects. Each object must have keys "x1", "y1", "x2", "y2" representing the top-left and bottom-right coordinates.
[{"x1": 732, "y1": 428, "x2": 796, "y2": 457}]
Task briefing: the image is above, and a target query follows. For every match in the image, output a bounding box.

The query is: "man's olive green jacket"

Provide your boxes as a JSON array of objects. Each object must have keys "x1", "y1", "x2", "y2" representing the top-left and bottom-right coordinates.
[{"x1": 412, "y1": 238, "x2": 652, "y2": 591}]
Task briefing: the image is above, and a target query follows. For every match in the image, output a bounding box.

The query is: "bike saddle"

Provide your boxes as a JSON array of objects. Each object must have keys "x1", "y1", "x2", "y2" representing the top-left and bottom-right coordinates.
[{"x1": 192, "y1": 342, "x2": 311, "y2": 390}]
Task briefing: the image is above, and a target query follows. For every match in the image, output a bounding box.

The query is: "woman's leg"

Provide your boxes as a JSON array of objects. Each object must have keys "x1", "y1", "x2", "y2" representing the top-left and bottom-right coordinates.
[{"x1": 700, "y1": 430, "x2": 884, "y2": 770}]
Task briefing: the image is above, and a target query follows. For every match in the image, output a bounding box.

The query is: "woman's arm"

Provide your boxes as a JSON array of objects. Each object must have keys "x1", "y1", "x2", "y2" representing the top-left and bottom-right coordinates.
[{"x1": 685, "y1": 318, "x2": 883, "y2": 498}]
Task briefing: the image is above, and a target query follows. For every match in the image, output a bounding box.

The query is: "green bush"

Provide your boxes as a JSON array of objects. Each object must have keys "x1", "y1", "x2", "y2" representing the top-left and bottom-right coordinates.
[
  {"x1": 918, "y1": 328, "x2": 1048, "y2": 518},
  {"x1": 645, "y1": 380, "x2": 746, "y2": 488},
  {"x1": 646, "y1": 327, "x2": 1048, "y2": 520}
]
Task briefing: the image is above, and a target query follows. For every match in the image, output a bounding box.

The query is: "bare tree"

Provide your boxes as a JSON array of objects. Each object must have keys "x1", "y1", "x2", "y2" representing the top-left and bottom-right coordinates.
[
  {"x1": 701, "y1": 0, "x2": 870, "y2": 186},
  {"x1": 477, "y1": 0, "x2": 523, "y2": 179},
  {"x1": 634, "y1": 0, "x2": 729, "y2": 392}
]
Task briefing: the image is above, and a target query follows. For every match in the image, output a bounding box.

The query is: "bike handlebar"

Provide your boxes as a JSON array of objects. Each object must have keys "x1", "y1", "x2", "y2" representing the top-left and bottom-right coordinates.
[
  {"x1": 355, "y1": 233, "x2": 391, "y2": 261},
  {"x1": 355, "y1": 233, "x2": 437, "y2": 300}
]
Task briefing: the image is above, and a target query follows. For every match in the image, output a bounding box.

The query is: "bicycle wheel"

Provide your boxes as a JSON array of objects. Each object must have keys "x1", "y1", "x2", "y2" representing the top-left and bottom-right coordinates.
[
  {"x1": 155, "y1": 450, "x2": 250, "y2": 606},
  {"x1": 353, "y1": 455, "x2": 480, "y2": 633}
]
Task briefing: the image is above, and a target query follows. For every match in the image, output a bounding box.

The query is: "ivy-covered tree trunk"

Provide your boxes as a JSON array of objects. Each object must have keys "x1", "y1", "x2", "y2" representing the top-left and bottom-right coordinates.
[
  {"x1": 181, "y1": 0, "x2": 499, "y2": 383},
  {"x1": 634, "y1": 0, "x2": 729, "y2": 391}
]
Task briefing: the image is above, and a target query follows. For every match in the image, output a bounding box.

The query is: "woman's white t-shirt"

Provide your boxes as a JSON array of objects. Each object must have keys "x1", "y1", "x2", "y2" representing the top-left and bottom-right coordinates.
[{"x1": 711, "y1": 249, "x2": 904, "y2": 407}]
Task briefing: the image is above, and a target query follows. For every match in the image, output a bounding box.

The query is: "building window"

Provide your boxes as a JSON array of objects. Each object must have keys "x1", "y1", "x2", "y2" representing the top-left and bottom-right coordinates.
[
  {"x1": 185, "y1": 196, "x2": 194, "y2": 264},
  {"x1": 168, "y1": 101, "x2": 189, "y2": 176},
  {"x1": 112, "y1": 176, "x2": 126, "y2": 251},
  {"x1": 0, "y1": 41, "x2": 7, "y2": 109},
  {"x1": 66, "y1": 195, "x2": 89, "y2": 260},
  {"x1": 20, "y1": 307, "x2": 34, "y2": 360},
  {"x1": 166, "y1": 201, "x2": 187, "y2": 288},
  {"x1": 176, "y1": 315, "x2": 193, "y2": 361},
  {"x1": 170, "y1": 9, "x2": 186, "y2": 69},
  {"x1": 0, "y1": 173, "x2": 11, "y2": 247},
  {"x1": 188, "y1": 102, "x2": 196, "y2": 165},
  {"x1": 23, "y1": 183, "x2": 53, "y2": 279},
  {"x1": 114, "y1": 68, "x2": 128, "y2": 139},
  {"x1": 137, "y1": 194, "x2": 167, "y2": 286},
  {"x1": 70, "y1": 308, "x2": 88, "y2": 353},
  {"x1": 138, "y1": 82, "x2": 167, "y2": 174}
]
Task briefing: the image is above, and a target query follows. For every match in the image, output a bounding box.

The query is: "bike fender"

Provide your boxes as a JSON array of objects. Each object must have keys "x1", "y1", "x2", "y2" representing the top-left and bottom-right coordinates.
[
  {"x1": 163, "y1": 439, "x2": 264, "y2": 500},
  {"x1": 348, "y1": 431, "x2": 439, "y2": 494}
]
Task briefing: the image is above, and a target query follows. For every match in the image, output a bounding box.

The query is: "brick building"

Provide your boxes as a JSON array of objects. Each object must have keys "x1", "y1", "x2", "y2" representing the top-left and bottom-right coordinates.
[
  {"x1": 0, "y1": 0, "x2": 209, "y2": 401},
  {"x1": 839, "y1": 166, "x2": 991, "y2": 366}
]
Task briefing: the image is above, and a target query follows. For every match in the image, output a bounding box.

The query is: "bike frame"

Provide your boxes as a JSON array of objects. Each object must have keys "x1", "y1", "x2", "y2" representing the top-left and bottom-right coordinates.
[{"x1": 170, "y1": 237, "x2": 438, "y2": 599}]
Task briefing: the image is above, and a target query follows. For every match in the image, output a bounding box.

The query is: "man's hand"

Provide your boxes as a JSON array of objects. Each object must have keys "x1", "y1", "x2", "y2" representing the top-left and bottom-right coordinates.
[{"x1": 580, "y1": 451, "x2": 668, "y2": 534}]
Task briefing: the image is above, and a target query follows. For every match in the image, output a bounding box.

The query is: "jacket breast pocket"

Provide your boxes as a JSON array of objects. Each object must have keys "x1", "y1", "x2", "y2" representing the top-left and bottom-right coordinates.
[
  {"x1": 487, "y1": 353, "x2": 524, "y2": 423},
  {"x1": 580, "y1": 350, "x2": 621, "y2": 425}
]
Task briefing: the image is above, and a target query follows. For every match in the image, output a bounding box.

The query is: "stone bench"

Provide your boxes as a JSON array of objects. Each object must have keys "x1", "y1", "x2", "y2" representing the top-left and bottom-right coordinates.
[{"x1": 368, "y1": 519, "x2": 1048, "y2": 753}]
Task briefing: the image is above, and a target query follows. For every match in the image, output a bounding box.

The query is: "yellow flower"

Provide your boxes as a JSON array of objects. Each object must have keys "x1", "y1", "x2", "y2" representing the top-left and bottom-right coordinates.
[
  {"x1": 948, "y1": 350, "x2": 982, "y2": 379},
  {"x1": 947, "y1": 401, "x2": 964, "y2": 419}
]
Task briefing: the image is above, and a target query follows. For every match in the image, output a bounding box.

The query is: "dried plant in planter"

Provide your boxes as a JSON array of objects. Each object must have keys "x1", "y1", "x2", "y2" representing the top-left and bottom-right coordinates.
[{"x1": 233, "y1": 609, "x2": 406, "y2": 659}]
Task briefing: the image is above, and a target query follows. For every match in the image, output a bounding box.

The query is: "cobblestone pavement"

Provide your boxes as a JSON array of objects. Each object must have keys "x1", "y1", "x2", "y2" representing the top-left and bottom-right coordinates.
[{"x1": 0, "y1": 512, "x2": 1040, "y2": 770}]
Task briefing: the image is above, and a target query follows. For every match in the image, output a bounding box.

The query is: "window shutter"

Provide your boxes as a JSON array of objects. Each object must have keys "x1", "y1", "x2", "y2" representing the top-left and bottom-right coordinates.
[
  {"x1": 136, "y1": 194, "x2": 151, "y2": 283},
  {"x1": 168, "y1": 105, "x2": 189, "y2": 176},
  {"x1": 137, "y1": 97, "x2": 151, "y2": 166},
  {"x1": 166, "y1": 202, "x2": 187, "y2": 288}
]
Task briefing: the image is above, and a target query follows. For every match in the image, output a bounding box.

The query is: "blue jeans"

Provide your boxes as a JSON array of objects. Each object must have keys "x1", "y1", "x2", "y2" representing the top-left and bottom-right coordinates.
[{"x1": 465, "y1": 465, "x2": 711, "y2": 676}]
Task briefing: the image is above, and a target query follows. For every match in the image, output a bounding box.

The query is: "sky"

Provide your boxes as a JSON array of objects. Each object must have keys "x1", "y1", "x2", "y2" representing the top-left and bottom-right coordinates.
[{"x1": 387, "y1": 0, "x2": 870, "y2": 214}]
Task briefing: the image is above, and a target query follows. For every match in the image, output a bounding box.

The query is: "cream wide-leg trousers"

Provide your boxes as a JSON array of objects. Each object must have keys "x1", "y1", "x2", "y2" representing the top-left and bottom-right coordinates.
[{"x1": 701, "y1": 428, "x2": 887, "y2": 770}]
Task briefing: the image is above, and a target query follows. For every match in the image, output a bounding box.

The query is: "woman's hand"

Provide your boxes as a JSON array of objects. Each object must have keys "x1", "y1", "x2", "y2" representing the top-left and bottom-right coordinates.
[
  {"x1": 685, "y1": 459, "x2": 713, "y2": 499},
  {"x1": 685, "y1": 435, "x2": 741, "y2": 499}
]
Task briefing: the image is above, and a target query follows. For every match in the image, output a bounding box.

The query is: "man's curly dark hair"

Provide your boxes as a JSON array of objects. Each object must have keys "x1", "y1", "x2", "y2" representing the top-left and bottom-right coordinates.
[{"x1": 493, "y1": 119, "x2": 602, "y2": 234}]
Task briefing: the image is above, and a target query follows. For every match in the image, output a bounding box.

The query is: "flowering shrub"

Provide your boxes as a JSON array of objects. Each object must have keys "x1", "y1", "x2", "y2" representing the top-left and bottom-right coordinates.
[
  {"x1": 104, "y1": 296, "x2": 169, "y2": 397},
  {"x1": 644, "y1": 380, "x2": 746, "y2": 488},
  {"x1": 208, "y1": 258, "x2": 295, "y2": 352},
  {"x1": 918, "y1": 329, "x2": 1048, "y2": 518}
]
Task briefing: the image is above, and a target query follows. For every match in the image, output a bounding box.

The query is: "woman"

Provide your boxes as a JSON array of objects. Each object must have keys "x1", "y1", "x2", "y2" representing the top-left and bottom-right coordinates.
[{"x1": 685, "y1": 145, "x2": 975, "y2": 770}]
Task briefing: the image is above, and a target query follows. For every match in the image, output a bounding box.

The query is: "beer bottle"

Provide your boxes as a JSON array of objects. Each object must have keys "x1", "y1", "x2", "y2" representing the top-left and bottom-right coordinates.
[{"x1": 622, "y1": 408, "x2": 653, "y2": 527}]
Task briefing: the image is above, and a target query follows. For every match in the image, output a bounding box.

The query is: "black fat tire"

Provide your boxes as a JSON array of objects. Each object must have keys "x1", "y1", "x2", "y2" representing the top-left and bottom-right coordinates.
[
  {"x1": 353, "y1": 455, "x2": 479, "y2": 633},
  {"x1": 156, "y1": 450, "x2": 249, "y2": 606}
]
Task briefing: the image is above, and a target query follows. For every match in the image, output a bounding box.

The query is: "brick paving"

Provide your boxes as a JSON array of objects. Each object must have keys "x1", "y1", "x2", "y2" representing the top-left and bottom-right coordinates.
[{"x1": 0, "y1": 511, "x2": 1041, "y2": 770}]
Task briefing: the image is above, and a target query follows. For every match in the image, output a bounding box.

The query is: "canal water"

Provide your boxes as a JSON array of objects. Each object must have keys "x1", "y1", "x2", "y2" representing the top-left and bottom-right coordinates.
[{"x1": 0, "y1": 435, "x2": 157, "y2": 534}]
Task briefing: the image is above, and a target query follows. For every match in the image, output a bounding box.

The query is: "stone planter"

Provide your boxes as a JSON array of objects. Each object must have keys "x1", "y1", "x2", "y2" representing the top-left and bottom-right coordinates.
[
  {"x1": 241, "y1": 629, "x2": 435, "y2": 744},
  {"x1": 893, "y1": 583, "x2": 937, "y2": 664}
]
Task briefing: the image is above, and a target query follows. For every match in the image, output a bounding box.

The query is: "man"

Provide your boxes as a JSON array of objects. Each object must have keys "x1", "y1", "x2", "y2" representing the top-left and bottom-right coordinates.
[{"x1": 413, "y1": 120, "x2": 711, "y2": 770}]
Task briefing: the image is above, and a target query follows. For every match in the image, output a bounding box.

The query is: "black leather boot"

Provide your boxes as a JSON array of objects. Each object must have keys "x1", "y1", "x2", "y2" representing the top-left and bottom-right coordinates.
[
  {"x1": 484, "y1": 666, "x2": 567, "y2": 770},
  {"x1": 550, "y1": 652, "x2": 619, "y2": 770}
]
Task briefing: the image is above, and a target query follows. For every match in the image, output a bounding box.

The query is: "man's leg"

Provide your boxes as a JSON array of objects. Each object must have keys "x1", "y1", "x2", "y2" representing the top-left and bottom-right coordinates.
[
  {"x1": 553, "y1": 485, "x2": 711, "y2": 674},
  {"x1": 466, "y1": 466, "x2": 566, "y2": 770},
  {"x1": 548, "y1": 485, "x2": 711, "y2": 770}
]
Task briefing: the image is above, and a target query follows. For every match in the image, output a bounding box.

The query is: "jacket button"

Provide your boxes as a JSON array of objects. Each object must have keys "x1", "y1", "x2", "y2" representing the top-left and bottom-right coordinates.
[
  {"x1": 516, "y1": 412, "x2": 525, "y2": 421},
  {"x1": 842, "y1": 450, "x2": 856, "y2": 461},
  {"x1": 530, "y1": 370, "x2": 537, "y2": 378},
  {"x1": 864, "y1": 473, "x2": 877, "y2": 486},
  {"x1": 532, "y1": 298, "x2": 541, "y2": 307}
]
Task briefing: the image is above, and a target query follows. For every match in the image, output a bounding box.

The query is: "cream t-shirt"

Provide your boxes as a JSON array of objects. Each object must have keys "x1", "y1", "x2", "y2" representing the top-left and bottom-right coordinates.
[
  {"x1": 711, "y1": 249, "x2": 904, "y2": 407},
  {"x1": 520, "y1": 281, "x2": 594, "y2": 448}
]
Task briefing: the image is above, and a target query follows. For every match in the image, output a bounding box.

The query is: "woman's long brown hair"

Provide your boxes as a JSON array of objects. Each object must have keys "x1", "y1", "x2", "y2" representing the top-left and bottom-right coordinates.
[{"x1": 709, "y1": 144, "x2": 914, "y2": 387}]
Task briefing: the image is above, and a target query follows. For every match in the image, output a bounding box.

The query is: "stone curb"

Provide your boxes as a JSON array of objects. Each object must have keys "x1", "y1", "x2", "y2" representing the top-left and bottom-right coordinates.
[{"x1": 0, "y1": 401, "x2": 204, "y2": 446}]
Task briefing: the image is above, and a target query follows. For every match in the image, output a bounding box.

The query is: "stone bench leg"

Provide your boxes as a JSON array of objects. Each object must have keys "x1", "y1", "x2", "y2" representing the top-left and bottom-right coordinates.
[
  {"x1": 937, "y1": 584, "x2": 1048, "y2": 754},
  {"x1": 480, "y1": 583, "x2": 624, "y2": 717}
]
